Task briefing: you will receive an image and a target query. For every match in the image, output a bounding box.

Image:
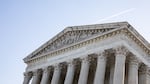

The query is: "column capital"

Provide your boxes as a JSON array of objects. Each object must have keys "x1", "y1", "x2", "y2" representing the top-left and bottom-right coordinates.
[
  {"x1": 42, "y1": 66, "x2": 52, "y2": 73},
  {"x1": 53, "y1": 63, "x2": 61, "y2": 70},
  {"x1": 139, "y1": 63, "x2": 150, "y2": 75},
  {"x1": 73, "y1": 58, "x2": 81, "y2": 66},
  {"x1": 23, "y1": 72, "x2": 33, "y2": 84},
  {"x1": 60, "y1": 62, "x2": 67, "y2": 69},
  {"x1": 24, "y1": 72, "x2": 33, "y2": 77},
  {"x1": 81, "y1": 56, "x2": 91, "y2": 63},
  {"x1": 32, "y1": 69, "x2": 42, "y2": 76},
  {"x1": 53, "y1": 62, "x2": 67, "y2": 70},
  {"x1": 128, "y1": 55, "x2": 138, "y2": 61},
  {"x1": 127, "y1": 56, "x2": 140, "y2": 67},
  {"x1": 66, "y1": 60, "x2": 76, "y2": 67},
  {"x1": 96, "y1": 51, "x2": 108, "y2": 60},
  {"x1": 115, "y1": 46, "x2": 129, "y2": 56}
]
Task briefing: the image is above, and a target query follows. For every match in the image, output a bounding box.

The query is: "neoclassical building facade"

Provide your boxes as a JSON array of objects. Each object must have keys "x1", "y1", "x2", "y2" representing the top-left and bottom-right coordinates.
[{"x1": 23, "y1": 22, "x2": 150, "y2": 84}]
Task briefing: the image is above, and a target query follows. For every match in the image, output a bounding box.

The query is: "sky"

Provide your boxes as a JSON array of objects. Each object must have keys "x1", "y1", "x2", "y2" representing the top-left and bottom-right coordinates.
[{"x1": 0, "y1": 0, "x2": 150, "y2": 84}]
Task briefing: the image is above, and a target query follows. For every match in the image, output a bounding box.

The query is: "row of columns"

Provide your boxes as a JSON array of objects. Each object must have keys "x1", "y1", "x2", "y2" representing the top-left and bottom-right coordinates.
[{"x1": 23, "y1": 46, "x2": 150, "y2": 84}]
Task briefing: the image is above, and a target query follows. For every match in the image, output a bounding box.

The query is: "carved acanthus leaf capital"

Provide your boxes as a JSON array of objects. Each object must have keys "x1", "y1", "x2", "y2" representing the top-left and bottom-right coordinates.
[
  {"x1": 115, "y1": 46, "x2": 129, "y2": 56},
  {"x1": 127, "y1": 56, "x2": 140, "y2": 66},
  {"x1": 139, "y1": 63, "x2": 150, "y2": 75},
  {"x1": 24, "y1": 72, "x2": 33, "y2": 77},
  {"x1": 42, "y1": 66, "x2": 52, "y2": 73},
  {"x1": 96, "y1": 51, "x2": 108, "y2": 60},
  {"x1": 66, "y1": 60, "x2": 76, "y2": 67},
  {"x1": 53, "y1": 63, "x2": 63, "y2": 71},
  {"x1": 32, "y1": 69, "x2": 42, "y2": 76},
  {"x1": 82, "y1": 57, "x2": 90, "y2": 63},
  {"x1": 59, "y1": 62, "x2": 67, "y2": 69},
  {"x1": 73, "y1": 58, "x2": 81, "y2": 66},
  {"x1": 80, "y1": 55, "x2": 94, "y2": 64}
]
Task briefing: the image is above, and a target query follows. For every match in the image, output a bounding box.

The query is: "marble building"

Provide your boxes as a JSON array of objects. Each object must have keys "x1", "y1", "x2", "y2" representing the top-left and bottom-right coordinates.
[{"x1": 23, "y1": 22, "x2": 150, "y2": 84}]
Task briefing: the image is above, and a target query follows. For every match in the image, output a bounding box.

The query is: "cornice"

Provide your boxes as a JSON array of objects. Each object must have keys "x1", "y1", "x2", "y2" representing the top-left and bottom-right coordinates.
[{"x1": 24, "y1": 22, "x2": 150, "y2": 65}]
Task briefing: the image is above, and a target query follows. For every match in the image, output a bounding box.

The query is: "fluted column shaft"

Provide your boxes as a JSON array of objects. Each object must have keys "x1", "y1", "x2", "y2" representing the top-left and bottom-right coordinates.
[
  {"x1": 23, "y1": 72, "x2": 32, "y2": 84},
  {"x1": 64, "y1": 61, "x2": 75, "y2": 84},
  {"x1": 51, "y1": 65, "x2": 61, "y2": 84},
  {"x1": 78, "y1": 57, "x2": 90, "y2": 84},
  {"x1": 41, "y1": 67, "x2": 51, "y2": 84},
  {"x1": 128, "y1": 57, "x2": 139, "y2": 84},
  {"x1": 113, "y1": 46, "x2": 128, "y2": 84},
  {"x1": 94, "y1": 52, "x2": 107, "y2": 84},
  {"x1": 31, "y1": 70, "x2": 42, "y2": 84}
]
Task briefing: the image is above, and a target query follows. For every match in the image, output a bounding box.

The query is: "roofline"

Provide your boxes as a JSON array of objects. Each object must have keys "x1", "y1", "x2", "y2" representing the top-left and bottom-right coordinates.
[{"x1": 23, "y1": 21, "x2": 150, "y2": 62}]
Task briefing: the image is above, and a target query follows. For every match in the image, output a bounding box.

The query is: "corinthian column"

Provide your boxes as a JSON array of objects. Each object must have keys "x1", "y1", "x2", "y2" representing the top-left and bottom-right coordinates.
[
  {"x1": 113, "y1": 46, "x2": 128, "y2": 84},
  {"x1": 64, "y1": 61, "x2": 75, "y2": 84},
  {"x1": 94, "y1": 51, "x2": 107, "y2": 84},
  {"x1": 51, "y1": 64, "x2": 61, "y2": 84},
  {"x1": 139, "y1": 64, "x2": 150, "y2": 84},
  {"x1": 78, "y1": 57, "x2": 90, "y2": 84},
  {"x1": 40, "y1": 67, "x2": 52, "y2": 84},
  {"x1": 23, "y1": 72, "x2": 32, "y2": 84},
  {"x1": 127, "y1": 56, "x2": 139, "y2": 84},
  {"x1": 31, "y1": 69, "x2": 42, "y2": 84}
]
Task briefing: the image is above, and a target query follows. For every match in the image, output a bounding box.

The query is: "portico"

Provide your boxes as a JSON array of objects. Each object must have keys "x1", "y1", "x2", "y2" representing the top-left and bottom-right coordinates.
[{"x1": 23, "y1": 22, "x2": 150, "y2": 84}]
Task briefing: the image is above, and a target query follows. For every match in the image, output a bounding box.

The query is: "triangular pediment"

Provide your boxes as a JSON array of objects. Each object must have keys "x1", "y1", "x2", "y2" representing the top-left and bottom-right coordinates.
[{"x1": 24, "y1": 22, "x2": 129, "y2": 60}]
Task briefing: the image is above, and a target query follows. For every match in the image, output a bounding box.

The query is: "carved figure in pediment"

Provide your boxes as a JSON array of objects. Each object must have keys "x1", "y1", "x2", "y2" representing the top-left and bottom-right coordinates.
[
  {"x1": 75, "y1": 31, "x2": 80, "y2": 41},
  {"x1": 64, "y1": 32, "x2": 71, "y2": 45},
  {"x1": 61, "y1": 34, "x2": 67, "y2": 45},
  {"x1": 56, "y1": 39, "x2": 62, "y2": 48},
  {"x1": 61, "y1": 35, "x2": 66, "y2": 45},
  {"x1": 49, "y1": 43, "x2": 55, "y2": 50},
  {"x1": 70, "y1": 31, "x2": 76, "y2": 43},
  {"x1": 79, "y1": 31, "x2": 87, "y2": 40},
  {"x1": 54, "y1": 41, "x2": 58, "y2": 48}
]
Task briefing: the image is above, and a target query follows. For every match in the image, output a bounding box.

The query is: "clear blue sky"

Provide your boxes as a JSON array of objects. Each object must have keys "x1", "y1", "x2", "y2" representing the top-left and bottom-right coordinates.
[{"x1": 0, "y1": 0, "x2": 150, "y2": 84}]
